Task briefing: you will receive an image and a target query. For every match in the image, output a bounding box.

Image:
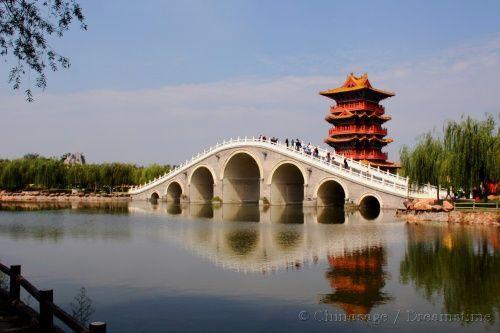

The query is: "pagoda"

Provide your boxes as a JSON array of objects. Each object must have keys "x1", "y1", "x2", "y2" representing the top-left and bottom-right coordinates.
[{"x1": 320, "y1": 73, "x2": 399, "y2": 171}]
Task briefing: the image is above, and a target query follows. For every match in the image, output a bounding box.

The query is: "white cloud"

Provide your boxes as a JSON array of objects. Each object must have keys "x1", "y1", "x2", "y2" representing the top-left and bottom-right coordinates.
[{"x1": 1, "y1": 36, "x2": 499, "y2": 164}]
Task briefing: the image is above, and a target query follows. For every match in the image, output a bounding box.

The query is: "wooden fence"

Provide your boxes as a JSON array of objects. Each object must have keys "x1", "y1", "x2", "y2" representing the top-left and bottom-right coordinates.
[
  {"x1": 454, "y1": 201, "x2": 500, "y2": 211},
  {"x1": 0, "y1": 262, "x2": 106, "y2": 333}
]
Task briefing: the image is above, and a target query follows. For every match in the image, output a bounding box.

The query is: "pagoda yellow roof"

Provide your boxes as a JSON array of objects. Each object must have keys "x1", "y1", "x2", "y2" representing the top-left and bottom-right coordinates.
[{"x1": 319, "y1": 73, "x2": 395, "y2": 98}]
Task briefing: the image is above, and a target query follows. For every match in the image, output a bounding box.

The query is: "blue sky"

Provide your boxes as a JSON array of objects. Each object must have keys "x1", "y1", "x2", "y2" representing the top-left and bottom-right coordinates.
[{"x1": 1, "y1": 1, "x2": 500, "y2": 164}]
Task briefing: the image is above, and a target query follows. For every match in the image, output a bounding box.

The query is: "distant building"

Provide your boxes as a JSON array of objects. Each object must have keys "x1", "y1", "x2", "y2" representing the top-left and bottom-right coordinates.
[
  {"x1": 63, "y1": 153, "x2": 86, "y2": 165},
  {"x1": 320, "y1": 73, "x2": 399, "y2": 171}
]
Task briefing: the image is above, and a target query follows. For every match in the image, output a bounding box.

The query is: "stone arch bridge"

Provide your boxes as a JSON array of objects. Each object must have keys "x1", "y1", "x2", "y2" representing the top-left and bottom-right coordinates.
[{"x1": 129, "y1": 137, "x2": 442, "y2": 209}]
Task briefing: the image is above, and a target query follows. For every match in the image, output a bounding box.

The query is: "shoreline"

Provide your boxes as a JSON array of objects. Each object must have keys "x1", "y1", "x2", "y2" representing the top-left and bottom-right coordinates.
[
  {"x1": 396, "y1": 210, "x2": 499, "y2": 226},
  {"x1": 1, "y1": 191, "x2": 499, "y2": 226},
  {"x1": 0, "y1": 191, "x2": 131, "y2": 203}
]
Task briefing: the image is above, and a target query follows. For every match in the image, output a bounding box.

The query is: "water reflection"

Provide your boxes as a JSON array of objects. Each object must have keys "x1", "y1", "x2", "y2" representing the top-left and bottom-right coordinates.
[
  {"x1": 166, "y1": 203, "x2": 182, "y2": 215},
  {"x1": 0, "y1": 202, "x2": 131, "y2": 241},
  {"x1": 400, "y1": 224, "x2": 500, "y2": 323},
  {"x1": 1, "y1": 201, "x2": 499, "y2": 332},
  {"x1": 189, "y1": 204, "x2": 214, "y2": 219},
  {"x1": 320, "y1": 246, "x2": 391, "y2": 315},
  {"x1": 0, "y1": 202, "x2": 389, "y2": 273},
  {"x1": 221, "y1": 204, "x2": 259, "y2": 222},
  {"x1": 359, "y1": 204, "x2": 380, "y2": 220},
  {"x1": 143, "y1": 203, "x2": 390, "y2": 273},
  {"x1": 270, "y1": 205, "x2": 304, "y2": 224},
  {"x1": 227, "y1": 228, "x2": 259, "y2": 256},
  {"x1": 317, "y1": 206, "x2": 345, "y2": 224}
]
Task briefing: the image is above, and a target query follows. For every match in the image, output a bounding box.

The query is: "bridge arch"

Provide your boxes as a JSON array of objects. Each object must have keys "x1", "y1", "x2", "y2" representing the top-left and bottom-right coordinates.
[
  {"x1": 188, "y1": 165, "x2": 216, "y2": 203},
  {"x1": 358, "y1": 192, "x2": 382, "y2": 220},
  {"x1": 166, "y1": 181, "x2": 183, "y2": 203},
  {"x1": 221, "y1": 151, "x2": 262, "y2": 203},
  {"x1": 314, "y1": 177, "x2": 349, "y2": 207},
  {"x1": 150, "y1": 191, "x2": 160, "y2": 203},
  {"x1": 268, "y1": 161, "x2": 307, "y2": 205}
]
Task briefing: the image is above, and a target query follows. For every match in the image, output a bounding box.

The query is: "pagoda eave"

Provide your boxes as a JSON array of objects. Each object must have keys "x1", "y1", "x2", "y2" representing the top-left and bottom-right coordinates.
[
  {"x1": 358, "y1": 159, "x2": 400, "y2": 170},
  {"x1": 325, "y1": 114, "x2": 391, "y2": 123},
  {"x1": 319, "y1": 87, "x2": 395, "y2": 102},
  {"x1": 325, "y1": 136, "x2": 393, "y2": 145}
]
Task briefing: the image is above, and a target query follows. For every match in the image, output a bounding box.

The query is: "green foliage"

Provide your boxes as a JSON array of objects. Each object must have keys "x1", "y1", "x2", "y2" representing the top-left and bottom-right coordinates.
[
  {"x1": 400, "y1": 225, "x2": 499, "y2": 321},
  {"x1": 0, "y1": 155, "x2": 170, "y2": 191},
  {"x1": 443, "y1": 114, "x2": 500, "y2": 194},
  {"x1": 0, "y1": 0, "x2": 86, "y2": 101},
  {"x1": 400, "y1": 132, "x2": 446, "y2": 188},
  {"x1": 400, "y1": 114, "x2": 499, "y2": 195}
]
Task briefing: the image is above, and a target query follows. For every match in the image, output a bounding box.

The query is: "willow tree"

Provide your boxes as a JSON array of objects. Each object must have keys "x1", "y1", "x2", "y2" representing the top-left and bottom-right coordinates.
[
  {"x1": 400, "y1": 132, "x2": 447, "y2": 199},
  {"x1": 443, "y1": 114, "x2": 499, "y2": 196},
  {"x1": 400, "y1": 114, "x2": 499, "y2": 199}
]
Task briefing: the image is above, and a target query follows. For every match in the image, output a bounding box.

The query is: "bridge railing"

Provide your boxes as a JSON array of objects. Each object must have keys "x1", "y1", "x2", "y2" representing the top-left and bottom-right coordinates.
[{"x1": 129, "y1": 137, "x2": 444, "y2": 198}]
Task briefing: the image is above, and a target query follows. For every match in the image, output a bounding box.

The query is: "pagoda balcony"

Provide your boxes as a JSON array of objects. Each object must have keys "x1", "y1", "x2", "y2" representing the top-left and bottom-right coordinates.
[
  {"x1": 329, "y1": 125, "x2": 387, "y2": 136},
  {"x1": 330, "y1": 101, "x2": 384, "y2": 114},
  {"x1": 336, "y1": 149, "x2": 388, "y2": 160}
]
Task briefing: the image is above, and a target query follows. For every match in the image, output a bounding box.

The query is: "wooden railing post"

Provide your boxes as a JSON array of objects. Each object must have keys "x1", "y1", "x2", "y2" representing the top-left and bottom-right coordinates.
[
  {"x1": 9, "y1": 265, "x2": 21, "y2": 302},
  {"x1": 90, "y1": 322, "x2": 107, "y2": 333},
  {"x1": 39, "y1": 289, "x2": 54, "y2": 332}
]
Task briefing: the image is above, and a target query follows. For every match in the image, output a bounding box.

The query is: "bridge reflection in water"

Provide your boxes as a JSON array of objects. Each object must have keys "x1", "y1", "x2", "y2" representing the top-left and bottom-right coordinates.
[
  {"x1": 129, "y1": 202, "x2": 386, "y2": 275},
  {"x1": 132, "y1": 201, "x2": 392, "y2": 315}
]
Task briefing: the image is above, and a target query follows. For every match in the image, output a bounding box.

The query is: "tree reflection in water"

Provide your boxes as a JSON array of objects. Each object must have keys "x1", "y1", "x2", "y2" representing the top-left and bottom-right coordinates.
[
  {"x1": 227, "y1": 228, "x2": 259, "y2": 256},
  {"x1": 400, "y1": 224, "x2": 500, "y2": 323},
  {"x1": 320, "y1": 246, "x2": 391, "y2": 315}
]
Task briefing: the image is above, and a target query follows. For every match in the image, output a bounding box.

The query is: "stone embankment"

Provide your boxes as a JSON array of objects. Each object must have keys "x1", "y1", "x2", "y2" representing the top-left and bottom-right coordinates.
[
  {"x1": 0, "y1": 190, "x2": 130, "y2": 203},
  {"x1": 396, "y1": 198, "x2": 499, "y2": 226}
]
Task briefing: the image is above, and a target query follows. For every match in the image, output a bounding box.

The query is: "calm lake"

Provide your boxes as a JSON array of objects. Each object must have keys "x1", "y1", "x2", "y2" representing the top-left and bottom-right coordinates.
[{"x1": 0, "y1": 202, "x2": 498, "y2": 333}]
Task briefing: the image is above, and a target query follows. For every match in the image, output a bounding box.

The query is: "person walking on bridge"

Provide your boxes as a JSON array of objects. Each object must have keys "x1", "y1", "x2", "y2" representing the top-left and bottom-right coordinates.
[
  {"x1": 285, "y1": 138, "x2": 289, "y2": 147},
  {"x1": 343, "y1": 158, "x2": 349, "y2": 169},
  {"x1": 295, "y1": 139, "x2": 301, "y2": 151}
]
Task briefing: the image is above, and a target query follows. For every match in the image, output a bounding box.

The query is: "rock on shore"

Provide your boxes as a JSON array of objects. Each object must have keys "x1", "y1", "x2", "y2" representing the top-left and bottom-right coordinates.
[{"x1": 397, "y1": 197, "x2": 499, "y2": 225}]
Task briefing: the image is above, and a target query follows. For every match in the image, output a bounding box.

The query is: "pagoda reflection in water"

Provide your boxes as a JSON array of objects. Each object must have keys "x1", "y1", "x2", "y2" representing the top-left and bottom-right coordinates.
[{"x1": 320, "y1": 246, "x2": 391, "y2": 315}]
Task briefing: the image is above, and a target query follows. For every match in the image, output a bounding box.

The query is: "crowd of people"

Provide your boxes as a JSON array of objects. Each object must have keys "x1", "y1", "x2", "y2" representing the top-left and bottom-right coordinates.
[{"x1": 257, "y1": 135, "x2": 349, "y2": 168}]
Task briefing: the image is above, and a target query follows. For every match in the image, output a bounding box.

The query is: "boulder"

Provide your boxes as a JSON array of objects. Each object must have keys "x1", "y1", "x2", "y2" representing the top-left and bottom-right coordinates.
[
  {"x1": 431, "y1": 205, "x2": 443, "y2": 212},
  {"x1": 414, "y1": 201, "x2": 433, "y2": 211},
  {"x1": 442, "y1": 200, "x2": 454, "y2": 212},
  {"x1": 418, "y1": 198, "x2": 437, "y2": 205},
  {"x1": 403, "y1": 199, "x2": 414, "y2": 210}
]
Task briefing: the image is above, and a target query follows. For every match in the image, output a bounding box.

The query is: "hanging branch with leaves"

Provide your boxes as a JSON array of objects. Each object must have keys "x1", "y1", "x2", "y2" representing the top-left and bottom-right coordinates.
[{"x1": 0, "y1": 0, "x2": 86, "y2": 101}]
